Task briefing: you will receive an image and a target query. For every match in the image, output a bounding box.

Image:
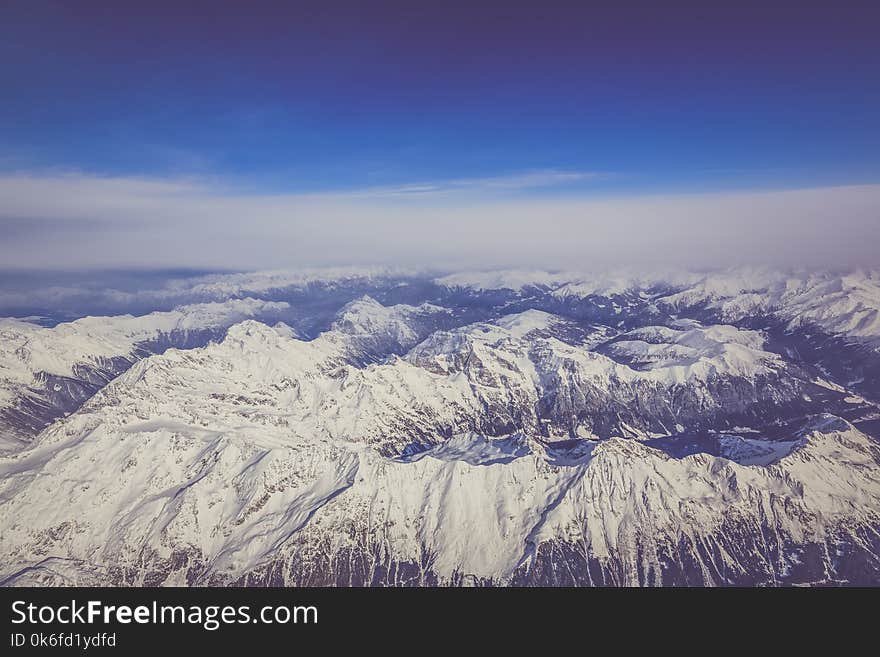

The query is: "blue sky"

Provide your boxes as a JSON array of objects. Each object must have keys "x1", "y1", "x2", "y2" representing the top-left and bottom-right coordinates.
[
  {"x1": 2, "y1": 1, "x2": 879, "y2": 193},
  {"x1": 1, "y1": 1, "x2": 879, "y2": 270}
]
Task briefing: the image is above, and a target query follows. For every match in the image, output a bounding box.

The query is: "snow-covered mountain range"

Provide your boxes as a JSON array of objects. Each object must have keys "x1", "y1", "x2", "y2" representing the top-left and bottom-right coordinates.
[{"x1": 0, "y1": 267, "x2": 878, "y2": 586}]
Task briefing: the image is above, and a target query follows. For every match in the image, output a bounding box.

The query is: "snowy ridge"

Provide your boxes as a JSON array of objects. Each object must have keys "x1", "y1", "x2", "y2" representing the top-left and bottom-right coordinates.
[
  {"x1": 331, "y1": 295, "x2": 451, "y2": 357},
  {"x1": 0, "y1": 298, "x2": 288, "y2": 388},
  {"x1": 435, "y1": 267, "x2": 880, "y2": 348},
  {"x1": 0, "y1": 299, "x2": 289, "y2": 449},
  {"x1": 656, "y1": 268, "x2": 880, "y2": 348},
  {"x1": 602, "y1": 323, "x2": 785, "y2": 384},
  {"x1": 158, "y1": 267, "x2": 418, "y2": 300},
  {"x1": 491, "y1": 309, "x2": 563, "y2": 337}
]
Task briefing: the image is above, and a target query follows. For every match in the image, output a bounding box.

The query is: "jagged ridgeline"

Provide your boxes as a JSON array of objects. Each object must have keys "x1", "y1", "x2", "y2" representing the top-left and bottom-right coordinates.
[{"x1": 1, "y1": 268, "x2": 879, "y2": 586}]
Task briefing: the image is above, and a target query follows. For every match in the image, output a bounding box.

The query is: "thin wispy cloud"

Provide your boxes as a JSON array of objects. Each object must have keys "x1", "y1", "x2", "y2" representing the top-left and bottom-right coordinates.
[
  {"x1": 333, "y1": 169, "x2": 600, "y2": 199},
  {"x1": 0, "y1": 170, "x2": 879, "y2": 271}
]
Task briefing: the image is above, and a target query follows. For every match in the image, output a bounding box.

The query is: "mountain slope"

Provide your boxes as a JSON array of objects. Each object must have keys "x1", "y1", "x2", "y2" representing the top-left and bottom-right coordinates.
[{"x1": 0, "y1": 299, "x2": 288, "y2": 451}]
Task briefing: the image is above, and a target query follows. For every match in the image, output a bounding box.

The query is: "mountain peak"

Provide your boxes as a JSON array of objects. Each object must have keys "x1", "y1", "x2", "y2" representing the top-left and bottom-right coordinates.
[{"x1": 223, "y1": 319, "x2": 284, "y2": 343}]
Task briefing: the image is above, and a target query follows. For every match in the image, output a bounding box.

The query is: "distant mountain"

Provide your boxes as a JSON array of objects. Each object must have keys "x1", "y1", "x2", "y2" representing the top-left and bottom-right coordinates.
[{"x1": 0, "y1": 268, "x2": 878, "y2": 586}]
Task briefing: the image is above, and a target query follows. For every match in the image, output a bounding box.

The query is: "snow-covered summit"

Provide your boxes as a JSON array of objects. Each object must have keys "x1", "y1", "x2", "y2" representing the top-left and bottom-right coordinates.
[
  {"x1": 331, "y1": 295, "x2": 450, "y2": 353},
  {"x1": 0, "y1": 299, "x2": 289, "y2": 448},
  {"x1": 0, "y1": 298, "x2": 287, "y2": 386},
  {"x1": 657, "y1": 268, "x2": 880, "y2": 348},
  {"x1": 603, "y1": 323, "x2": 785, "y2": 383}
]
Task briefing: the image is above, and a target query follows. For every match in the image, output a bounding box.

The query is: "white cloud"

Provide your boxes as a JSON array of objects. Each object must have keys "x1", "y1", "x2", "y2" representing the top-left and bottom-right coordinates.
[{"x1": 0, "y1": 171, "x2": 878, "y2": 270}]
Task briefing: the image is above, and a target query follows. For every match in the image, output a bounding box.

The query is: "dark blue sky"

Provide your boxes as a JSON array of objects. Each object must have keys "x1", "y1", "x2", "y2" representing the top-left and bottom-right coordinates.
[{"x1": 2, "y1": 0, "x2": 879, "y2": 194}]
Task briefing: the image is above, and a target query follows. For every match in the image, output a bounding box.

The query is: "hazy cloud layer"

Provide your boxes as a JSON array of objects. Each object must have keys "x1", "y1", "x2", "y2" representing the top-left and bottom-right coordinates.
[{"x1": 1, "y1": 172, "x2": 878, "y2": 271}]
